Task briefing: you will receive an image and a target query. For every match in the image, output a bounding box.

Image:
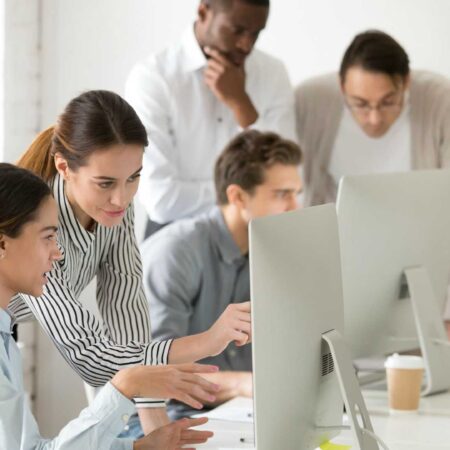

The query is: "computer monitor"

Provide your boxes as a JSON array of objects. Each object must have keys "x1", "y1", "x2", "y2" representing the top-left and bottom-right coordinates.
[
  {"x1": 337, "y1": 170, "x2": 450, "y2": 395},
  {"x1": 250, "y1": 204, "x2": 378, "y2": 450}
]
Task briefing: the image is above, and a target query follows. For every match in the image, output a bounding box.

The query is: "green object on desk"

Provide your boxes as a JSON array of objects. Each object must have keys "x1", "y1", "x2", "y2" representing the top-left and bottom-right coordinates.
[{"x1": 320, "y1": 441, "x2": 351, "y2": 450}]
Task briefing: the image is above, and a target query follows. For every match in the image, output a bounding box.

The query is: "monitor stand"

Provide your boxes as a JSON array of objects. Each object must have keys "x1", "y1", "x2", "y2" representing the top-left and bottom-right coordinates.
[
  {"x1": 322, "y1": 330, "x2": 379, "y2": 450},
  {"x1": 402, "y1": 266, "x2": 450, "y2": 396}
]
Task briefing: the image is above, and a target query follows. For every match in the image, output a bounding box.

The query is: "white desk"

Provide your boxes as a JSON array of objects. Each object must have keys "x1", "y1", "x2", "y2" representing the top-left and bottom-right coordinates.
[
  {"x1": 194, "y1": 396, "x2": 450, "y2": 450},
  {"x1": 363, "y1": 387, "x2": 450, "y2": 416}
]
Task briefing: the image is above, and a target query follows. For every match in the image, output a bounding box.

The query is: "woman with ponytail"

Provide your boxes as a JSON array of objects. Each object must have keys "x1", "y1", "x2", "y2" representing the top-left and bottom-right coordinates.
[
  {"x1": 11, "y1": 90, "x2": 251, "y2": 436},
  {"x1": 0, "y1": 163, "x2": 217, "y2": 450}
]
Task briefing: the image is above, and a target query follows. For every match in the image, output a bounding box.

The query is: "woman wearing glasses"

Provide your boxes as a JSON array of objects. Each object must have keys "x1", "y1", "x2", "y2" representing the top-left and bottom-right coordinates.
[{"x1": 295, "y1": 30, "x2": 450, "y2": 206}]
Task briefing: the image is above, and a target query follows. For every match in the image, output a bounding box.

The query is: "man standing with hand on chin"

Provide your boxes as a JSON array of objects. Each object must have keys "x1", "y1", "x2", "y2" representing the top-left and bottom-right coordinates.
[{"x1": 126, "y1": 0, "x2": 295, "y2": 235}]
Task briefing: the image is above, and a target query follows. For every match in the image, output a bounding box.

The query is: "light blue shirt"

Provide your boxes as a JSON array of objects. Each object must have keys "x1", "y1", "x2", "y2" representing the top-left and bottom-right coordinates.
[{"x1": 0, "y1": 308, "x2": 135, "y2": 450}]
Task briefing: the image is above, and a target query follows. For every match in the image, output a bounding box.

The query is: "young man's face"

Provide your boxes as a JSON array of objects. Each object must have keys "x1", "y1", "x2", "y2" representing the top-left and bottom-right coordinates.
[
  {"x1": 342, "y1": 66, "x2": 409, "y2": 138},
  {"x1": 198, "y1": 0, "x2": 269, "y2": 66},
  {"x1": 240, "y1": 163, "x2": 302, "y2": 222}
]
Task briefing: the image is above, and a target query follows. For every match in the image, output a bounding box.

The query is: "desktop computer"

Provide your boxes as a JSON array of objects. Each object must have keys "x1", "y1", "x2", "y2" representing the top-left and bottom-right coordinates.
[
  {"x1": 337, "y1": 170, "x2": 450, "y2": 395},
  {"x1": 250, "y1": 204, "x2": 379, "y2": 449}
]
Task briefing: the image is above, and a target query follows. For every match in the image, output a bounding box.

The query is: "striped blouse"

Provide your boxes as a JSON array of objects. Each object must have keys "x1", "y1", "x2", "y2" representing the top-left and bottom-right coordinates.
[{"x1": 8, "y1": 174, "x2": 172, "y2": 404}]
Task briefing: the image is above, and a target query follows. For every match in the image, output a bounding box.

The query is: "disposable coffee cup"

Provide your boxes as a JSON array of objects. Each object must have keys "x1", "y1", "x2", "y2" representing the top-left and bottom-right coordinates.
[{"x1": 384, "y1": 353, "x2": 424, "y2": 413}]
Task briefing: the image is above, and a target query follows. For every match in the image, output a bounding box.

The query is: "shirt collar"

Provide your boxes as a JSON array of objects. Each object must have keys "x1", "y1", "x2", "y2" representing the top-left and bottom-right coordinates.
[
  {"x1": 179, "y1": 24, "x2": 208, "y2": 73},
  {"x1": 0, "y1": 308, "x2": 14, "y2": 335},
  {"x1": 209, "y1": 207, "x2": 246, "y2": 265},
  {"x1": 52, "y1": 173, "x2": 95, "y2": 253}
]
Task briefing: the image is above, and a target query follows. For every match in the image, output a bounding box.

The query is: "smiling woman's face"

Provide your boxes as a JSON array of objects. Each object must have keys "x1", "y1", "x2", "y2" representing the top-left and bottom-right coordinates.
[
  {"x1": 57, "y1": 143, "x2": 144, "y2": 229},
  {"x1": 0, "y1": 195, "x2": 61, "y2": 299}
]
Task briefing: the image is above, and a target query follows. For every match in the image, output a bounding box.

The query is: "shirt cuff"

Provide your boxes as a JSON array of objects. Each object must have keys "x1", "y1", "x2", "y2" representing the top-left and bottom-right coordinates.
[
  {"x1": 144, "y1": 339, "x2": 173, "y2": 366},
  {"x1": 136, "y1": 339, "x2": 173, "y2": 409},
  {"x1": 88, "y1": 382, "x2": 136, "y2": 438},
  {"x1": 133, "y1": 398, "x2": 167, "y2": 409}
]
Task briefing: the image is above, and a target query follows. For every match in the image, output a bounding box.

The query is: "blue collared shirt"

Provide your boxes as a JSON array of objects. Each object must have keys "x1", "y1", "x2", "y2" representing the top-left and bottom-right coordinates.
[
  {"x1": 142, "y1": 207, "x2": 251, "y2": 371},
  {"x1": 141, "y1": 207, "x2": 251, "y2": 418},
  {"x1": 0, "y1": 308, "x2": 135, "y2": 450}
]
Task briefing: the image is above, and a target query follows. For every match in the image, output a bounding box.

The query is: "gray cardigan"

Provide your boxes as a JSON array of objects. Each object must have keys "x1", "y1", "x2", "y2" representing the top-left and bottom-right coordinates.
[{"x1": 295, "y1": 71, "x2": 450, "y2": 206}]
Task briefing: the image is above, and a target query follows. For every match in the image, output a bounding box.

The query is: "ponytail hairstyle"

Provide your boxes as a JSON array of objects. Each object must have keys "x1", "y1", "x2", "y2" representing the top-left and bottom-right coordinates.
[
  {"x1": 17, "y1": 90, "x2": 149, "y2": 182},
  {"x1": 0, "y1": 163, "x2": 52, "y2": 238}
]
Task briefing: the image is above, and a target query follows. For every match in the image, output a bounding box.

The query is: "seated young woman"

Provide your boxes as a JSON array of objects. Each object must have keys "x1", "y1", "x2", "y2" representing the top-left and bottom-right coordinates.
[{"x1": 0, "y1": 163, "x2": 217, "y2": 450}]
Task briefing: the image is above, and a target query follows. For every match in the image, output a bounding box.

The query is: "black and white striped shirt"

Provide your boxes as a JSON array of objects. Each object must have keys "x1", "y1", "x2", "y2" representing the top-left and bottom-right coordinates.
[{"x1": 9, "y1": 174, "x2": 172, "y2": 404}]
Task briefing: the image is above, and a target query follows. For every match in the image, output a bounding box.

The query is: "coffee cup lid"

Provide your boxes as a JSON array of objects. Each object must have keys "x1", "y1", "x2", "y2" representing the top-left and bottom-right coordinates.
[{"x1": 384, "y1": 353, "x2": 425, "y2": 370}]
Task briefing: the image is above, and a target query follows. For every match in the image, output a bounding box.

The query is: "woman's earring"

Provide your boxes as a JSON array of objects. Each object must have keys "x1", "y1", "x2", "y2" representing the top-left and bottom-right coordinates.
[{"x1": 0, "y1": 253, "x2": 5, "y2": 260}]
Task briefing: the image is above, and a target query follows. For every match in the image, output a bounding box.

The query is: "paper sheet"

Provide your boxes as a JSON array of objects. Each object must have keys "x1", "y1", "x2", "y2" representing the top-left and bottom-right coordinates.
[{"x1": 192, "y1": 406, "x2": 254, "y2": 423}]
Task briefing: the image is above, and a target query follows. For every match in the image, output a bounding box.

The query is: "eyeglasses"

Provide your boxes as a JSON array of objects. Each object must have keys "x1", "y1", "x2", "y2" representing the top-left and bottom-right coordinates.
[{"x1": 345, "y1": 91, "x2": 405, "y2": 117}]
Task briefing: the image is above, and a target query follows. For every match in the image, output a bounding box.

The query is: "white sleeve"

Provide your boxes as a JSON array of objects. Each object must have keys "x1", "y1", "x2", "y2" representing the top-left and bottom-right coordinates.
[
  {"x1": 125, "y1": 60, "x2": 215, "y2": 223},
  {"x1": 249, "y1": 58, "x2": 297, "y2": 142},
  {"x1": 0, "y1": 363, "x2": 134, "y2": 450}
]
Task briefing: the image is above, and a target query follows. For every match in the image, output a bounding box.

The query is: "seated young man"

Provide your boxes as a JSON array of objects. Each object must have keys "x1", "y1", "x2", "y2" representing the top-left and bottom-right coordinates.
[{"x1": 141, "y1": 130, "x2": 302, "y2": 418}]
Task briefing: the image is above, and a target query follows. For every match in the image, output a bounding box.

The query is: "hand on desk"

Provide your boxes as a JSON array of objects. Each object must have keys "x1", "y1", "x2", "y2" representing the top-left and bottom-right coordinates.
[
  {"x1": 133, "y1": 417, "x2": 213, "y2": 450},
  {"x1": 201, "y1": 371, "x2": 253, "y2": 406}
]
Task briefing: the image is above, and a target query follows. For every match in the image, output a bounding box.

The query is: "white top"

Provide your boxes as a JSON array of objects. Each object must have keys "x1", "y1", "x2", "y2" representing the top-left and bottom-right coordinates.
[
  {"x1": 329, "y1": 100, "x2": 411, "y2": 185},
  {"x1": 125, "y1": 26, "x2": 296, "y2": 223},
  {"x1": 0, "y1": 308, "x2": 135, "y2": 450}
]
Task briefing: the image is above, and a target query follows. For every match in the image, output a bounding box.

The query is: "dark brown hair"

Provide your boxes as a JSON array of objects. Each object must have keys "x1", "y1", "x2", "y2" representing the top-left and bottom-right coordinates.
[
  {"x1": 17, "y1": 90, "x2": 148, "y2": 182},
  {"x1": 214, "y1": 130, "x2": 302, "y2": 205},
  {"x1": 339, "y1": 30, "x2": 410, "y2": 83},
  {"x1": 0, "y1": 163, "x2": 52, "y2": 238}
]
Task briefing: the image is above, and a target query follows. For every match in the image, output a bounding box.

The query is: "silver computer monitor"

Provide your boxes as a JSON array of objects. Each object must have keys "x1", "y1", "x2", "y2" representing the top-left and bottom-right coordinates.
[
  {"x1": 337, "y1": 170, "x2": 450, "y2": 395},
  {"x1": 250, "y1": 204, "x2": 377, "y2": 450}
]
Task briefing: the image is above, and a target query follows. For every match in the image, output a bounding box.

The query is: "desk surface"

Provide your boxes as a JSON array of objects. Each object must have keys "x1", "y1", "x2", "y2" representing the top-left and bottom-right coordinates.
[
  {"x1": 194, "y1": 393, "x2": 450, "y2": 450},
  {"x1": 363, "y1": 386, "x2": 450, "y2": 416}
]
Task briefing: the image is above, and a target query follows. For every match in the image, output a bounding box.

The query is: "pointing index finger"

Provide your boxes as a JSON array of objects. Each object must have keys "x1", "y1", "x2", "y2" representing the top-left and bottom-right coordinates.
[{"x1": 235, "y1": 301, "x2": 251, "y2": 312}]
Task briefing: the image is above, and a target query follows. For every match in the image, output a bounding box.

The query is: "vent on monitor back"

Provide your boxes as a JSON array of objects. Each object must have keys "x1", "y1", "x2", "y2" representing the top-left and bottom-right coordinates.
[{"x1": 321, "y1": 352, "x2": 334, "y2": 377}]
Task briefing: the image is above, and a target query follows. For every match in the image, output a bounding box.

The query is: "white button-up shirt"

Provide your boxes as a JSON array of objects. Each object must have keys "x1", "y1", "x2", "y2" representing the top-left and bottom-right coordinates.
[
  {"x1": 125, "y1": 26, "x2": 296, "y2": 223},
  {"x1": 0, "y1": 308, "x2": 135, "y2": 450}
]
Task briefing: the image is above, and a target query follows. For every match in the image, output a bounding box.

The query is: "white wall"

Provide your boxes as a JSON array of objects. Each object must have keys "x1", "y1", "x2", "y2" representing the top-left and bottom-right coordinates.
[
  {"x1": 15, "y1": 0, "x2": 450, "y2": 435},
  {"x1": 2, "y1": 0, "x2": 41, "y2": 163},
  {"x1": 1, "y1": 0, "x2": 42, "y2": 418},
  {"x1": 0, "y1": 2, "x2": 4, "y2": 160},
  {"x1": 261, "y1": 0, "x2": 450, "y2": 82},
  {"x1": 40, "y1": 0, "x2": 450, "y2": 128}
]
